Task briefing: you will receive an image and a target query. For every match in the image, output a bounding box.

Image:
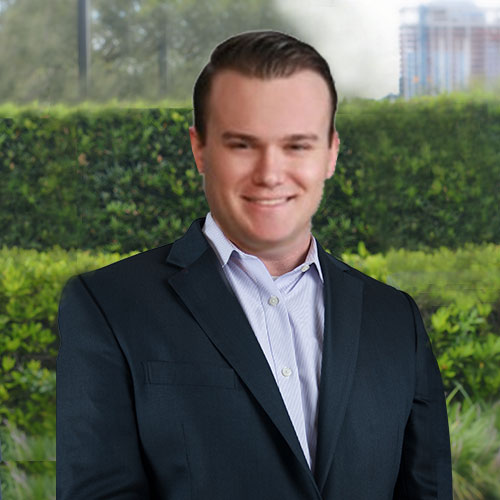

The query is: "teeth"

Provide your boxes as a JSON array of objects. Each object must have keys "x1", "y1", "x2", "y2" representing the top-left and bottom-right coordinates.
[{"x1": 251, "y1": 198, "x2": 287, "y2": 205}]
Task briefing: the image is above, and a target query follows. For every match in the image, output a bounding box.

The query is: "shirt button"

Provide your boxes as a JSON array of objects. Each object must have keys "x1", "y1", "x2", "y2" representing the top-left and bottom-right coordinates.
[
  {"x1": 268, "y1": 296, "x2": 279, "y2": 306},
  {"x1": 301, "y1": 264, "x2": 310, "y2": 272},
  {"x1": 281, "y1": 367, "x2": 292, "y2": 377}
]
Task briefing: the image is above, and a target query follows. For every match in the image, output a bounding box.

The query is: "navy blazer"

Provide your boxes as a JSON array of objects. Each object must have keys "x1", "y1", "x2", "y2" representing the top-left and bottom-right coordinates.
[{"x1": 57, "y1": 218, "x2": 452, "y2": 499}]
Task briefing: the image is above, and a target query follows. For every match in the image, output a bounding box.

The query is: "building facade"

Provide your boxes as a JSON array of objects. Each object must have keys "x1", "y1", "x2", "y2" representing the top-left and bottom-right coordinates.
[{"x1": 400, "y1": 1, "x2": 500, "y2": 98}]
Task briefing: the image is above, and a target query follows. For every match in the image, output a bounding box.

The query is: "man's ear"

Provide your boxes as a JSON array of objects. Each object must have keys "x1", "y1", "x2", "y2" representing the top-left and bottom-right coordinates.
[
  {"x1": 326, "y1": 130, "x2": 340, "y2": 179},
  {"x1": 189, "y1": 126, "x2": 205, "y2": 174}
]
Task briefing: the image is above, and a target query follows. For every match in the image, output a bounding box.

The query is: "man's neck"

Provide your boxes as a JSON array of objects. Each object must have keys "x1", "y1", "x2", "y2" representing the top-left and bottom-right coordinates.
[
  {"x1": 231, "y1": 235, "x2": 313, "y2": 277},
  {"x1": 204, "y1": 213, "x2": 314, "y2": 276}
]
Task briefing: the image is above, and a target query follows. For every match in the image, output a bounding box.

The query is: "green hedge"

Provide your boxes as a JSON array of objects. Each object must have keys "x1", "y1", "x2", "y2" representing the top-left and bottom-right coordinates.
[
  {"x1": 1, "y1": 243, "x2": 499, "y2": 437},
  {"x1": 0, "y1": 106, "x2": 205, "y2": 253},
  {"x1": 0, "y1": 247, "x2": 132, "y2": 437},
  {"x1": 1, "y1": 95, "x2": 499, "y2": 254},
  {"x1": 315, "y1": 95, "x2": 500, "y2": 253}
]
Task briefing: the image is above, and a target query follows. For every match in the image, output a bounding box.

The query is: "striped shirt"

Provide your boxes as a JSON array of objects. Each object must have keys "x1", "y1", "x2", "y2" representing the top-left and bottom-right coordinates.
[{"x1": 203, "y1": 212, "x2": 325, "y2": 470}]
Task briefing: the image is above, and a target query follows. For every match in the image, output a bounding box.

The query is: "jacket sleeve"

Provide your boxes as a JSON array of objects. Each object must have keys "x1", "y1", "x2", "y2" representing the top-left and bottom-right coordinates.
[
  {"x1": 393, "y1": 292, "x2": 453, "y2": 500},
  {"x1": 57, "y1": 276, "x2": 151, "y2": 499}
]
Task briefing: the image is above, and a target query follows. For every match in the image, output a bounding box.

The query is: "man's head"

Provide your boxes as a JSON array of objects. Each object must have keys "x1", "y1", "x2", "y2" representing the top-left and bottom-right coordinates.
[
  {"x1": 193, "y1": 30, "x2": 338, "y2": 147},
  {"x1": 189, "y1": 31, "x2": 340, "y2": 262}
]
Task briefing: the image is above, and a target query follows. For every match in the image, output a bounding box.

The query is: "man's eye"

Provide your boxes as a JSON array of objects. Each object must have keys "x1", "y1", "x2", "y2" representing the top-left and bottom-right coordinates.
[
  {"x1": 229, "y1": 142, "x2": 250, "y2": 149},
  {"x1": 287, "y1": 143, "x2": 310, "y2": 151}
]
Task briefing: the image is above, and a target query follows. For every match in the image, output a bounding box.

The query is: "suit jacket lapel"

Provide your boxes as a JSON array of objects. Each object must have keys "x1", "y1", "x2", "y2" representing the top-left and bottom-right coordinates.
[
  {"x1": 166, "y1": 220, "x2": 318, "y2": 490},
  {"x1": 314, "y1": 246, "x2": 364, "y2": 492}
]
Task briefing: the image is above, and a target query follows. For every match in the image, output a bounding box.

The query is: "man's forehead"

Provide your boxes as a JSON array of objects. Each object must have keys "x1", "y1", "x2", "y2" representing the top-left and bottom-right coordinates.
[
  {"x1": 209, "y1": 68, "x2": 329, "y2": 96},
  {"x1": 206, "y1": 70, "x2": 331, "y2": 136}
]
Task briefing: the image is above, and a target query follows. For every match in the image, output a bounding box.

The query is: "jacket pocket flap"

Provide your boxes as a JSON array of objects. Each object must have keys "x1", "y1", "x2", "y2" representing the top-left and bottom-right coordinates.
[{"x1": 144, "y1": 361, "x2": 238, "y2": 389}]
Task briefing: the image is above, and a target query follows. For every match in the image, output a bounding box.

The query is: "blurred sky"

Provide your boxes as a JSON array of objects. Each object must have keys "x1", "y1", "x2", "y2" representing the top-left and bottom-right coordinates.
[{"x1": 276, "y1": 0, "x2": 500, "y2": 99}]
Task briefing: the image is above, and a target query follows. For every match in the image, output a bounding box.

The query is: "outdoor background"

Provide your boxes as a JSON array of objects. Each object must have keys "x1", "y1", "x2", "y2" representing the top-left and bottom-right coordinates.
[{"x1": 0, "y1": 0, "x2": 499, "y2": 499}]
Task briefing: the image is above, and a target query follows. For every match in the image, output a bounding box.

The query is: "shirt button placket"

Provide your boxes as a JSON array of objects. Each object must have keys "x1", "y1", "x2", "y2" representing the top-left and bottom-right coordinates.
[
  {"x1": 264, "y1": 291, "x2": 291, "y2": 382},
  {"x1": 268, "y1": 295, "x2": 279, "y2": 306}
]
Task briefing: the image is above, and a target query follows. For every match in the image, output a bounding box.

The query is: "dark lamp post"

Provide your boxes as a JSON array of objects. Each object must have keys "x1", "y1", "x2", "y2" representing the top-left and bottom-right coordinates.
[{"x1": 78, "y1": 0, "x2": 91, "y2": 99}]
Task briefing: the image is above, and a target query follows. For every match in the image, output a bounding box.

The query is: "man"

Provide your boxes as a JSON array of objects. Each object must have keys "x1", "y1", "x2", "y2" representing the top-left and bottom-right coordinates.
[{"x1": 57, "y1": 31, "x2": 452, "y2": 499}]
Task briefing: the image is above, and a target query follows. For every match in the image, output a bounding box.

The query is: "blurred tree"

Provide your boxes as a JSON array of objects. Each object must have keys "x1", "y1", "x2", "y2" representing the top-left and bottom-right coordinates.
[
  {"x1": 0, "y1": 0, "x2": 78, "y2": 102},
  {"x1": 0, "y1": 0, "x2": 295, "y2": 104},
  {"x1": 90, "y1": 0, "x2": 294, "y2": 101}
]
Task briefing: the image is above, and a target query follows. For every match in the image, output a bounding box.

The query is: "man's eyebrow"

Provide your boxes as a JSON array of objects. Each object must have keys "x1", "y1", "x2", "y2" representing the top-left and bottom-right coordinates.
[
  {"x1": 283, "y1": 134, "x2": 320, "y2": 142},
  {"x1": 221, "y1": 132, "x2": 258, "y2": 142},
  {"x1": 221, "y1": 132, "x2": 320, "y2": 142}
]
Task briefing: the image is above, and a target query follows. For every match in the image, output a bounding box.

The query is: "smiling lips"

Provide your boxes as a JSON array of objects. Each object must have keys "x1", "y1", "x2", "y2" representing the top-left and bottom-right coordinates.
[{"x1": 243, "y1": 196, "x2": 295, "y2": 206}]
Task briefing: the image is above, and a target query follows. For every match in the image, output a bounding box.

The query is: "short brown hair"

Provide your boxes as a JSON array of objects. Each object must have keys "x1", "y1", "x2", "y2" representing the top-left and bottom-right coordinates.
[{"x1": 193, "y1": 30, "x2": 338, "y2": 145}]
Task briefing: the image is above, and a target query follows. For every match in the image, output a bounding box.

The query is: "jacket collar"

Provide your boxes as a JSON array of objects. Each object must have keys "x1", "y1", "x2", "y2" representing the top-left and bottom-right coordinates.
[{"x1": 165, "y1": 218, "x2": 208, "y2": 268}]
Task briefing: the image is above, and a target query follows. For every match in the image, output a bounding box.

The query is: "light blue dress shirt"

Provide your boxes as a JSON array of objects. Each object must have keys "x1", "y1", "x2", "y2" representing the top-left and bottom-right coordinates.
[{"x1": 203, "y1": 212, "x2": 325, "y2": 471}]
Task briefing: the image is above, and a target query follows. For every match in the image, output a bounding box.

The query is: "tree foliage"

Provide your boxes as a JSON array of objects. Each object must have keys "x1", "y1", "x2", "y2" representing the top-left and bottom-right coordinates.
[{"x1": 0, "y1": 0, "x2": 295, "y2": 103}]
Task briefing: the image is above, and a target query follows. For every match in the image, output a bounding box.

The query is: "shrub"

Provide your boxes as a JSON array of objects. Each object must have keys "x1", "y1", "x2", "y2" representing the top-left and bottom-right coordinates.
[
  {"x1": 342, "y1": 243, "x2": 500, "y2": 401},
  {"x1": 1, "y1": 243, "x2": 498, "y2": 437},
  {"x1": 316, "y1": 95, "x2": 500, "y2": 254},
  {"x1": 0, "y1": 243, "x2": 499, "y2": 498},
  {"x1": 0, "y1": 246, "x2": 135, "y2": 436},
  {"x1": 1, "y1": 96, "x2": 499, "y2": 254}
]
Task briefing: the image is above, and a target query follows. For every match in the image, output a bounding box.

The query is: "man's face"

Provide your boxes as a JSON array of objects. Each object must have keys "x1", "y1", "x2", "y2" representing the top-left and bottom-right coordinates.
[{"x1": 190, "y1": 69, "x2": 339, "y2": 256}]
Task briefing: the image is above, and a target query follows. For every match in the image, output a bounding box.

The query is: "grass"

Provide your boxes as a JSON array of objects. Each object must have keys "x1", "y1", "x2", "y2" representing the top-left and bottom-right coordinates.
[
  {"x1": 0, "y1": 419, "x2": 55, "y2": 500},
  {"x1": 447, "y1": 386, "x2": 500, "y2": 500}
]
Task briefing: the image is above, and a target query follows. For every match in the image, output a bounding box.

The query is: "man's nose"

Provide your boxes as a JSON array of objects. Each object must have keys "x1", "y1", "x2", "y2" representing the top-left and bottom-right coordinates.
[{"x1": 252, "y1": 146, "x2": 284, "y2": 187}]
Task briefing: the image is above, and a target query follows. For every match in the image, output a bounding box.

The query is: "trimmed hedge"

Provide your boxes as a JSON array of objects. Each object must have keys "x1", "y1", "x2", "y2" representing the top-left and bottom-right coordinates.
[
  {"x1": 315, "y1": 94, "x2": 500, "y2": 253},
  {"x1": 0, "y1": 106, "x2": 204, "y2": 253},
  {"x1": 1, "y1": 95, "x2": 500, "y2": 254},
  {"x1": 0, "y1": 244, "x2": 499, "y2": 437}
]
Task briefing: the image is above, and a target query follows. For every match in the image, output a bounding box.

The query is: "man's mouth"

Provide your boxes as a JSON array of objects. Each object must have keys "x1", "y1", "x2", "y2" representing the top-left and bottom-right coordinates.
[{"x1": 243, "y1": 196, "x2": 295, "y2": 206}]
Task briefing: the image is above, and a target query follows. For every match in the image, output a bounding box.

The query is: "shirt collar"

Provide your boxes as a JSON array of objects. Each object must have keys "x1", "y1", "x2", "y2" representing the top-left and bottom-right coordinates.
[{"x1": 202, "y1": 212, "x2": 324, "y2": 282}]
